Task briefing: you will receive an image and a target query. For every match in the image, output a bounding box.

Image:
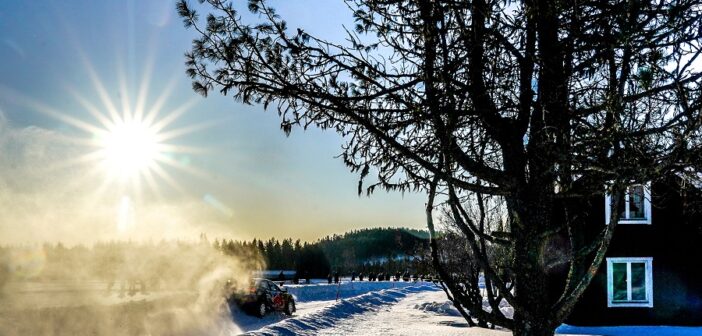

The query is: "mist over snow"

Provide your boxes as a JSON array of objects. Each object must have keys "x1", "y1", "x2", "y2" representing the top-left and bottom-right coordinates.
[{"x1": 0, "y1": 241, "x2": 260, "y2": 336}]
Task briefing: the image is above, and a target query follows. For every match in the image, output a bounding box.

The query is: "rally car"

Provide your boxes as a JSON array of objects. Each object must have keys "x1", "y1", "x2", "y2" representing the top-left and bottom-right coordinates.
[{"x1": 228, "y1": 278, "x2": 296, "y2": 317}]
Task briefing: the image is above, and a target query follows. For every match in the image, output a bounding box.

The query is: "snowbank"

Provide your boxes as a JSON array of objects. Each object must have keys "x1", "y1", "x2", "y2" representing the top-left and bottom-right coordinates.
[
  {"x1": 412, "y1": 295, "x2": 514, "y2": 320},
  {"x1": 285, "y1": 280, "x2": 418, "y2": 302},
  {"x1": 414, "y1": 301, "x2": 463, "y2": 317}
]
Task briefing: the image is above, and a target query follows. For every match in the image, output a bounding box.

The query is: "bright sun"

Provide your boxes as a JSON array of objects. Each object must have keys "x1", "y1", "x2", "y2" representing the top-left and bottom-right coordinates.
[
  {"x1": 4, "y1": 45, "x2": 217, "y2": 221},
  {"x1": 5, "y1": 49, "x2": 211, "y2": 235},
  {"x1": 101, "y1": 120, "x2": 160, "y2": 178}
]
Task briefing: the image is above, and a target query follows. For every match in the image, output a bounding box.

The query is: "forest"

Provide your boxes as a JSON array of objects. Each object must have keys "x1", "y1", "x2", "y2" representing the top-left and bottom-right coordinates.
[
  {"x1": 216, "y1": 227, "x2": 431, "y2": 278},
  {"x1": 0, "y1": 227, "x2": 431, "y2": 286}
]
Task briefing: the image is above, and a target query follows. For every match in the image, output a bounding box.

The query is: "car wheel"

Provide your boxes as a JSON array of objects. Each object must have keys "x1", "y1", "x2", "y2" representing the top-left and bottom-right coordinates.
[
  {"x1": 256, "y1": 301, "x2": 267, "y2": 318},
  {"x1": 284, "y1": 300, "x2": 295, "y2": 316}
]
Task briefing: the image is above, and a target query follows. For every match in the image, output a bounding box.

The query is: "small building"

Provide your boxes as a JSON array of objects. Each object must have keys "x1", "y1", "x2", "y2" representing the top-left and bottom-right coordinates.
[{"x1": 566, "y1": 176, "x2": 702, "y2": 325}]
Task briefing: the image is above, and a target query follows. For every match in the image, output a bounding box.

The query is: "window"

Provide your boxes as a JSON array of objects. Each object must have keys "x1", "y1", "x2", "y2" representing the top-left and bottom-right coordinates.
[
  {"x1": 269, "y1": 281, "x2": 282, "y2": 292},
  {"x1": 605, "y1": 182, "x2": 651, "y2": 224},
  {"x1": 606, "y1": 257, "x2": 653, "y2": 308}
]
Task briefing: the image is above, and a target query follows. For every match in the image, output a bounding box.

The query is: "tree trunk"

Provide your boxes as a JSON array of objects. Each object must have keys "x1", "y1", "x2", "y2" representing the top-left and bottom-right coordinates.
[
  {"x1": 512, "y1": 315, "x2": 556, "y2": 336},
  {"x1": 511, "y1": 242, "x2": 557, "y2": 336},
  {"x1": 508, "y1": 187, "x2": 559, "y2": 336}
]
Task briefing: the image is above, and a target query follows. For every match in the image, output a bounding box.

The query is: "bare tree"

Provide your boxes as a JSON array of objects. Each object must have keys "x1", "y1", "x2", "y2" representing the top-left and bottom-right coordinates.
[
  {"x1": 428, "y1": 189, "x2": 514, "y2": 329},
  {"x1": 177, "y1": 0, "x2": 702, "y2": 335}
]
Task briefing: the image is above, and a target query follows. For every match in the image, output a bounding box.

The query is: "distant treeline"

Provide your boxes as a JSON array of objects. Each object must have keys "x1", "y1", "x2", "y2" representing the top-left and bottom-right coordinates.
[
  {"x1": 214, "y1": 237, "x2": 330, "y2": 278},
  {"x1": 214, "y1": 227, "x2": 432, "y2": 278},
  {"x1": 0, "y1": 227, "x2": 432, "y2": 284}
]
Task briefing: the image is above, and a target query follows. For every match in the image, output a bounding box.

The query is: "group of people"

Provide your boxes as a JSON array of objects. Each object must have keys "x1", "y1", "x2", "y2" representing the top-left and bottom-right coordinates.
[
  {"x1": 326, "y1": 272, "x2": 341, "y2": 284},
  {"x1": 275, "y1": 270, "x2": 436, "y2": 285},
  {"x1": 326, "y1": 271, "x2": 430, "y2": 283}
]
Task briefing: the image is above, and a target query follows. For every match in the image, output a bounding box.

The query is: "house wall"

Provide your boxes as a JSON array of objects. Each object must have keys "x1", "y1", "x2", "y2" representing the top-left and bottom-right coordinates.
[{"x1": 565, "y1": 178, "x2": 702, "y2": 326}]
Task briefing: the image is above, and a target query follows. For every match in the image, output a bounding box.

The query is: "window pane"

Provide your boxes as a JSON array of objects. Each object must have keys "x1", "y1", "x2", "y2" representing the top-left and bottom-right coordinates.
[
  {"x1": 617, "y1": 192, "x2": 627, "y2": 219},
  {"x1": 630, "y1": 262, "x2": 647, "y2": 301},
  {"x1": 629, "y1": 185, "x2": 645, "y2": 219},
  {"x1": 612, "y1": 262, "x2": 628, "y2": 301}
]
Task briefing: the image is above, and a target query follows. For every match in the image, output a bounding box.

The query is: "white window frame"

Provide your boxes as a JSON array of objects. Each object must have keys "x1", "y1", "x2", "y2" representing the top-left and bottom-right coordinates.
[
  {"x1": 606, "y1": 257, "x2": 653, "y2": 308},
  {"x1": 605, "y1": 182, "x2": 652, "y2": 225}
]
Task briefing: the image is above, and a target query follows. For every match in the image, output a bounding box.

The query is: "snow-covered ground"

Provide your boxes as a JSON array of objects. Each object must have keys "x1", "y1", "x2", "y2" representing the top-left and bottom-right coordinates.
[
  {"x1": 240, "y1": 281, "x2": 510, "y2": 336},
  {"x1": 229, "y1": 281, "x2": 422, "y2": 334},
  {"x1": 233, "y1": 281, "x2": 702, "y2": 336},
  {"x1": 286, "y1": 280, "x2": 416, "y2": 302},
  {"x1": 3, "y1": 279, "x2": 702, "y2": 335}
]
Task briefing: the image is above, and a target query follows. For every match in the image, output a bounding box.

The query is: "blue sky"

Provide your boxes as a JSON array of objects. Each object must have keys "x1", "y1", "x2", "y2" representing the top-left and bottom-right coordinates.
[{"x1": 0, "y1": 0, "x2": 426, "y2": 244}]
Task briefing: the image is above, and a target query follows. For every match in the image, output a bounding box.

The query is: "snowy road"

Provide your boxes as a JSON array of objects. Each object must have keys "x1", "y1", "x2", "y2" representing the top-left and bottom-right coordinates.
[{"x1": 314, "y1": 289, "x2": 510, "y2": 336}]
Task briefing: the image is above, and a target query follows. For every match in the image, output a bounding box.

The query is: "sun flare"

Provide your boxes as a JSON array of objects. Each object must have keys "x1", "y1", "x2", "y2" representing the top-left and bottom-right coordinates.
[
  {"x1": 100, "y1": 120, "x2": 160, "y2": 179},
  {"x1": 4, "y1": 60, "x2": 210, "y2": 203},
  {"x1": 0, "y1": 35, "x2": 218, "y2": 238},
  {"x1": 117, "y1": 195, "x2": 134, "y2": 233}
]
